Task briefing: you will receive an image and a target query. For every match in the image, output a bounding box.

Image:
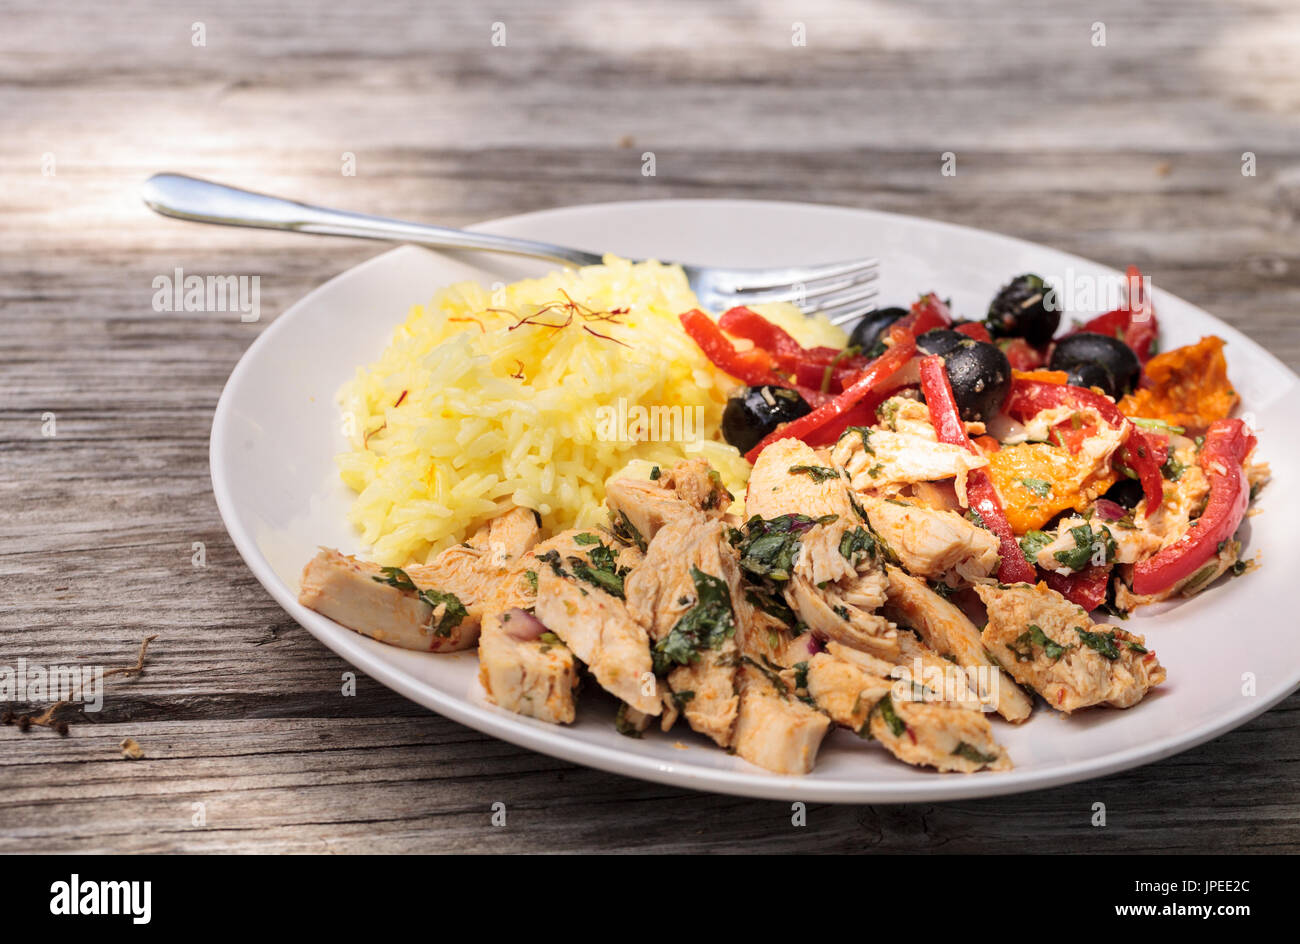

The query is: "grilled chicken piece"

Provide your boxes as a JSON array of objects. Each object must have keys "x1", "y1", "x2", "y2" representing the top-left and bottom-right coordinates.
[
  {"x1": 479, "y1": 611, "x2": 578, "y2": 724},
  {"x1": 477, "y1": 551, "x2": 578, "y2": 724},
  {"x1": 745, "y1": 438, "x2": 898, "y2": 657},
  {"x1": 1030, "y1": 515, "x2": 1162, "y2": 571},
  {"x1": 883, "y1": 566, "x2": 1032, "y2": 722},
  {"x1": 625, "y1": 515, "x2": 742, "y2": 746},
  {"x1": 299, "y1": 508, "x2": 541, "y2": 652},
  {"x1": 977, "y1": 582, "x2": 1166, "y2": 712},
  {"x1": 805, "y1": 644, "x2": 1010, "y2": 772},
  {"x1": 299, "y1": 548, "x2": 454, "y2": 651},
  {"x1": 605, "y1": 458, "x2": 731, "y2": 546},
  {"x1": 731, "y1": 664, "x2": 831, "y2": 775},
  {"x1": 861, "y1": 496, "x2": 999, "y2": 584},
  {"x1": 830, "y1": 425, "x2": 988, "y2": 506},
  {"x1": 532, "y1": 532, "x2": 661, "y2": 716}
]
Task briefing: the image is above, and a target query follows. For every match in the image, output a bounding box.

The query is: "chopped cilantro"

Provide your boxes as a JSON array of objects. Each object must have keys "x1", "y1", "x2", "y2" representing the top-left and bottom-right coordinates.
[
  {"x1": 1010, "y1": 625, "x2": 1069, "y2": 662},
  {"x1": 789, "y1": 464, "x2": 842, "y2": 483},
  {"x1": 1074, "y1": 627, "x2": 1121, "y2": 660},
  {"x1": 1020, "y1": 477, "x2": 1052, "y2": 497},
  {"x1": 373, "y1": 567, "x2": 466, "y2": 636},
  {"x1": 737, "y1": 513, "x2": 837, "y2": 582},
  {"x1": 838, "y1": 526, "x2": 876, "y2": 564},
  {"x1": 952, "y1": 742, "x2": 999, "y2": 765},
  {"x1": 875, "y1": 693, "x2": 906, "y2": 738},
  {"x1": 1019, "y1": 529, "x2": 1054, "y2": 562},
  {"x1": 652, "y1": 566, "x2": 736, "y2": 674}
]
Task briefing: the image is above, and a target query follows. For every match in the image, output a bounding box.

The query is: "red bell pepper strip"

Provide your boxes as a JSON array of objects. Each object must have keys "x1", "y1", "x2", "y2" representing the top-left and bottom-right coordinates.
[
  {"x1": 1069, "y1": 265, "x2": 1159, "y2": 363},
  {"x1": 999, "y1": 337, "x2": 1046, "y2": 371},
  {"x1": 718, "y1": 306, "x2": 869, "y2": 379},
  {"x1": 896, "y1": 293, "x2": 951, "y2": 337},
  {"x1": 919, "y1": 355, "x2": 1037, "y2": 584},
  {"x1": 1043, "y1": 564, "x2": 1112, "y2": 611},
  {"x1": 1003, "y1": 378, "x2": 1164, "y2": 511},
  {"x1": 744, "y1": 329, "x2": 916, "y2": 463},
  {"x1": 678, "y1": 308, "x2": 833, "y2": 405},
  {"x1": 1130, "y1": 418, "x2": 1256, "y2": 595},
  {"x1": 679, "y1": 309, "x2": 784, "y2": 386},
  {"x1": 953, "y1": 321, "x2": 993, "y2": 344}
]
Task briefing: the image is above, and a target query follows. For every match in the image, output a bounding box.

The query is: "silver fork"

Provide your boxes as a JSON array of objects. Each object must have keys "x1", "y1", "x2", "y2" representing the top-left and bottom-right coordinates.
[{"x1": 141, "y1": 174, "x2": 879, "y2": 326}]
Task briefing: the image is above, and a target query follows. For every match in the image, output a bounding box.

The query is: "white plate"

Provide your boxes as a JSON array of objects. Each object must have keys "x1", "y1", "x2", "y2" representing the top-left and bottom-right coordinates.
[{"x1": 211, "y1": 200, "x2": 1300, "y2": 803}]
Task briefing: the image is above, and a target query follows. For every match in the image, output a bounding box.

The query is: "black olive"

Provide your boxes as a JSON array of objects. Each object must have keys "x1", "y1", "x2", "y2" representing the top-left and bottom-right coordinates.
[
  {"x1": 934, "y1": 340, "x2": 1012, "y2": 423},
  {"x1": 1103, "y1": 478, "x2": 1145, "y2": 509},
  {"x1": 848, "y1": 307, "x2": 908, "y2": 355},
  {"x1": 1049, "y1": 332, "x2": 1140, "y2": 398},
  {"x1": 721, "y1": 385, "x2": 812, "y2": 454},
  {"x1": 987, "y1": 274, "x2": 1060, "y2": 346},
  {"x1": 1064, "y1": 361, "x2": 1116, "y2": 396},
  {"x1": 916, "y1": 329, "x2": 967, "y2": 357}
]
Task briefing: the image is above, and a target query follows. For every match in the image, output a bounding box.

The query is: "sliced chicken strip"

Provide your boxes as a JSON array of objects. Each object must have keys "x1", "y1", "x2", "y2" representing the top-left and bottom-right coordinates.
[
  {"x1": 625, "y1": 515, "x2": 742, "y2": 746},
  {"x1": 477, "y1": 552, "x2": 578, "y2": 724},
  {"x1": 884, "y1": 566, "x2": 1032, "y2": 722},
  {"x1": 977, "y1": 582, "x2": 1166, "y2": 712},
  {"x1": 533, "y1": 535, "x2": 661, "y2": 716},
  {"x1": 479, "y1": 608, "x2": 578, "y2": 724},
  {"x1": 805, "y1": 649, "x2": 1011, "y2": 772},
  {"x1": 830, "y1": 426, "x2": 988, "y2": 506},
  {"x1": 298, "y1": 548, "x2": 462, "y2": 651},
  {"x1": 745, "y1": 438, "x2": 898, "y2": 657},
  {"x1": 731, "y1": 664, "x2": 831, "y2": 775},
  {"x1": 299, "y1": 508, "x2": 540, "y2": 652},
  {"x1": 861, "y1": 496, "x2": 999, "y2": 584},
  {"x1": 606, "y1": 458, "x2": 731, "y2": 546}
]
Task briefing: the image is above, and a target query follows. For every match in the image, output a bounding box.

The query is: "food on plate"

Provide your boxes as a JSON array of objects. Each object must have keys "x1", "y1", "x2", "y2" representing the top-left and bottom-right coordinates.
[
  {"x1": 336, "y1": 257, "x2": 844, "y2": 566},
  {"x1": 302, "y1": 257, "x2": 1266, "y2": 778}
]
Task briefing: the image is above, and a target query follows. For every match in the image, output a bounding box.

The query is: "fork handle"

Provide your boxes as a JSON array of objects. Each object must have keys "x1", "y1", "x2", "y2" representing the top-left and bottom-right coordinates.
[{"x1": 141, "y1": 173, "x2": 604, "y2": 268}]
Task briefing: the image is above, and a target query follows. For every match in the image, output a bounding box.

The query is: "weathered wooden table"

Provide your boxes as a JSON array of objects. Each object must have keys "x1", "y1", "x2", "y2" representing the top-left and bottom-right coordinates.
[{"x1": 3, "y1": 0, "x2": 1298, "y2": 852}]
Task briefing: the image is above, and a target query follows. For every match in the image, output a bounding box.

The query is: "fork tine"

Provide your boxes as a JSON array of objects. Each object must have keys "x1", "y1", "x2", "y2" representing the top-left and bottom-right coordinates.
[
  {"x1": 720, "y1": 258, "x2": 878, "y2": 292},
  {"x1": 802, "y1": 282, "x2": 878, "y2": 315},
  {"x1": 727, "y1": 266, "x2": 878, "y2": 306},
  {"x1": 823, "y1": 299, "x2": 881, "y2": 327}
]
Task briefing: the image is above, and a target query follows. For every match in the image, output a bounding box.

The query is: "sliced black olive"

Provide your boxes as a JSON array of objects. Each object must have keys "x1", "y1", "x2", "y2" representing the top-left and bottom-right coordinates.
[
  {"x1": 848, "y1": 307, "x2": 908, "y2": 355},
  {"x1": 933, "y1": 340, "x2": 1012, "y2": 424},
  {"x1": 916, "y1": 328, "x2": 967, "y2": 357},
  {"x1": 1049, "y1": 332, "x2": 1140, "y2": 398},
  {"x1": 1064, "y1": 361, "x2": 1116, "y2": 396},
  {"x1": 721, "y1": 385, "x2": 812, "y2": 454},
  {"x1": 1103, "y1": 478, "x2": 1145, "y2": 509},
  {"x1": 987, "y1": 274, "x2": 1060, "y2": 346}
]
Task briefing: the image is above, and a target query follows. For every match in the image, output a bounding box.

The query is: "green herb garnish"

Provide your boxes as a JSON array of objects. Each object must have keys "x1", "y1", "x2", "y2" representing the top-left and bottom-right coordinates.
[{"x1": 652, "y1": 566, "x2": 736, "y2": 674}]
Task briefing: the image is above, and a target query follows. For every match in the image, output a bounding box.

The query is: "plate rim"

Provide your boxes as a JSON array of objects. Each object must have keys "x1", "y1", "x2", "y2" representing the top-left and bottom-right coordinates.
[{"x1": 209, "y1": 197, "x2": 1300, "y2": 803}]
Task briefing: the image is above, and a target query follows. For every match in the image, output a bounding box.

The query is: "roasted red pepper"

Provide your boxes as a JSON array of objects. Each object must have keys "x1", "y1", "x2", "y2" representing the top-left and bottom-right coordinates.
[
  {"x1": 745, "y1": 329, "x2": 916, "y2": 462},
  {"x1": 1003, "y1": 378, "x2": 1164, "y2": 511},
  {"x1": 953, "y1": 321, "x2": 993, "y2": 344},
  {"x1": 896, "y1": 293, "x2": 952, "y2": 338},
  {"x1": 1068, "y1": 265, "x2": 1159, "y2": 363},
  {"x1": 679, "y1": 309, "x2": 784, "y2": 386},
  {"x1": 919, "y1": 355, "x2": 1037, "y2": 584},
  {"x1": 679, "y1": 308, "x2": 832, "y2": 405},
  {"x1": 1130, "y1": 418, "x2": 1255, "y2": 595},
  {"x1": 1043, "y1": 564, "x2": 1112, "y2": 611}
]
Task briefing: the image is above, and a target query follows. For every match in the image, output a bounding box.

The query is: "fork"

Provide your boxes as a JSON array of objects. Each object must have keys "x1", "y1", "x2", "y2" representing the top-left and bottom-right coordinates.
[{"x1": 141, "y1": 174, "x2": 879, "y2": 326}]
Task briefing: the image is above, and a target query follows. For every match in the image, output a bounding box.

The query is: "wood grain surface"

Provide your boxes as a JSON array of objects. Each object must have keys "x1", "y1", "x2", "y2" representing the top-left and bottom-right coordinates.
[{"x1": 2, "y1": 0, "x2": 1298, "y2": 853}]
